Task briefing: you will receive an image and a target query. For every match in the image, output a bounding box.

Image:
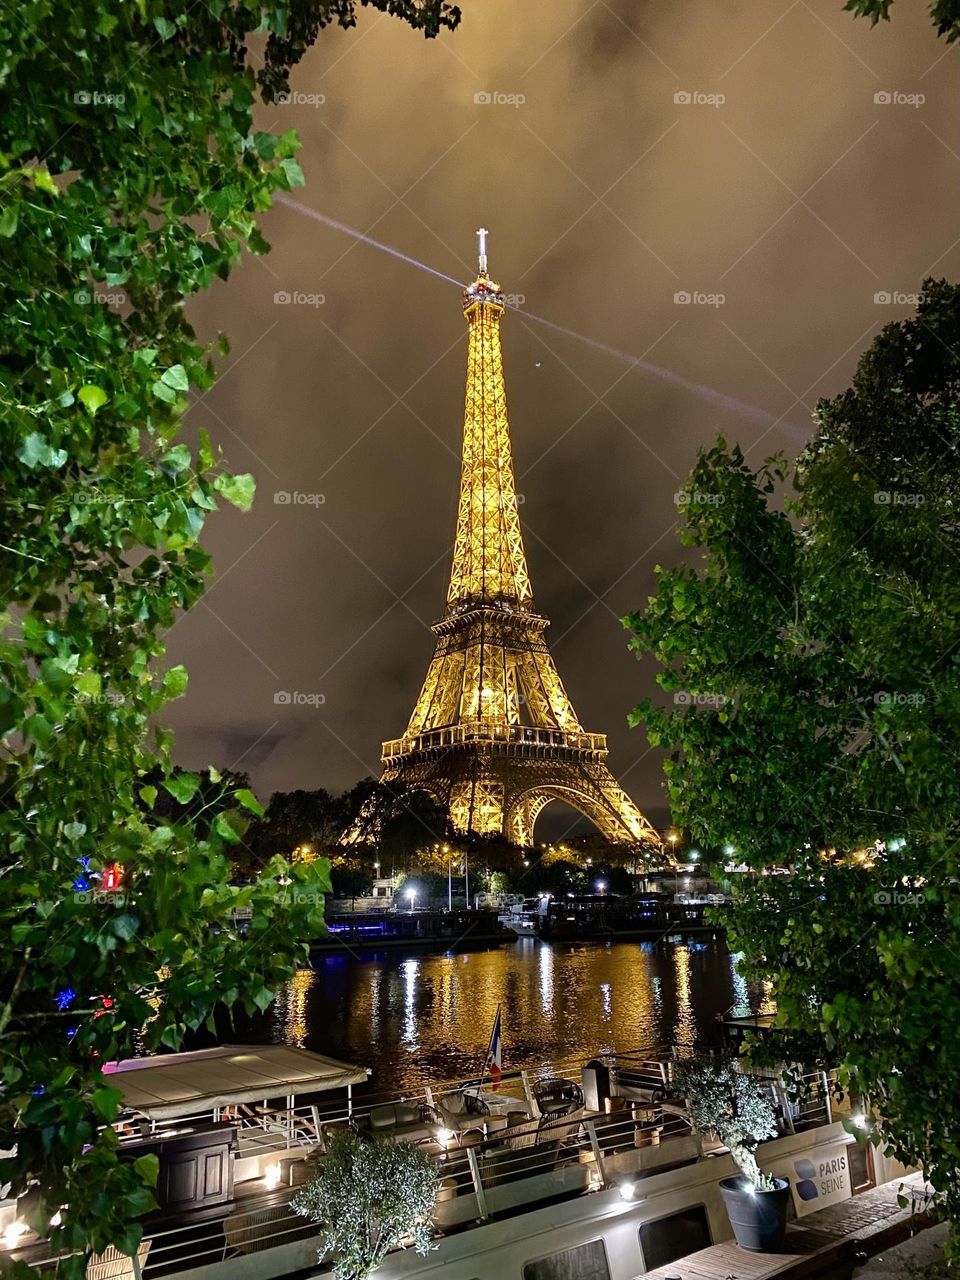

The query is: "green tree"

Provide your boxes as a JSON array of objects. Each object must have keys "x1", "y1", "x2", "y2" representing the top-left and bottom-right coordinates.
[
  {"x1": 674, "y1": 1059, "x2": 779, "y2": 1189},
  {"x1": 292, "y1": 1131, "x2": 438, "y2": 1280},
  {"x1": 625, "y1": 280, "x2": 960, "y2": 1230},
  {"x1": 330, "y1": 864, "x2": 375, "y2": 905},
  {"x1": 0, "y1": 2, "x2": 460, "y2": 1273},
  {"x1": 844, "y1": 0, "x2": 960, "y2": 41},
  {"x1": 253, "y1": 787, "x2": 349, "y2": 859}
]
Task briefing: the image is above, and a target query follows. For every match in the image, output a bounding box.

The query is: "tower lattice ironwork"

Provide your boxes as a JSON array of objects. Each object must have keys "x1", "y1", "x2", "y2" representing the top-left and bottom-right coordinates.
[{"x1": 346, "y1": 233, "x2": 660, "y2": 850}]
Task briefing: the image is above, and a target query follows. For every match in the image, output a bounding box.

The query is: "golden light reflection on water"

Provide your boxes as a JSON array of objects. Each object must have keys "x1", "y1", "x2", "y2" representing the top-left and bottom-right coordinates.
[
  {"x1": 271, "y1": 941, "x2": 764, "y2": 1091},
  {"x1": 274, "y1": 966, "x2": 314, "y2": 1048}
]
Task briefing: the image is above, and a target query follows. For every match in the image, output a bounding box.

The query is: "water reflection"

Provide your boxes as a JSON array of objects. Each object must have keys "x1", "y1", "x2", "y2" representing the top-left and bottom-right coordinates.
[{"x1": 260, "y1": 939, "x2": 766, "y2": 1091}]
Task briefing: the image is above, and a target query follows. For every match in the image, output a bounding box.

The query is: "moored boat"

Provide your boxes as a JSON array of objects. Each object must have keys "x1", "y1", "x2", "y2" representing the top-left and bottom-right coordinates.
[{"x1": 0, "y1": 1041, "x2": 926, "y2": 1280}]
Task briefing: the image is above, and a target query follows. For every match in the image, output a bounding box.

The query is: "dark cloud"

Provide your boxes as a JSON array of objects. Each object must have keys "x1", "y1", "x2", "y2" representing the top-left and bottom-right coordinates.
[{"x1": 166, "y1": 0, "x2": 959, "y2": 833}]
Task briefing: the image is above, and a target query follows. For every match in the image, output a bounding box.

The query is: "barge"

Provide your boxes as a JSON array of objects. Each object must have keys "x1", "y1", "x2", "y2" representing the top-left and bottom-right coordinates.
[{"x1": 0, "y1": 1042, "x2": 925, "y2": 1280}]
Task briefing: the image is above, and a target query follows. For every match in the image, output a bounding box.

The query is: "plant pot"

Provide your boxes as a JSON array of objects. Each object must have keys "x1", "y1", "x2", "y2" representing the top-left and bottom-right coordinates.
[{"x1": 719, "y1": 1176, "x2": 790, "y2": 1253}]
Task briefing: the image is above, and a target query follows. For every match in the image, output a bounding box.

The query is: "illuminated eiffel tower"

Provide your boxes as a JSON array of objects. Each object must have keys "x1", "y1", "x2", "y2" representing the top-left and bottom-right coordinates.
[{"x1": 347, "y1": 232, "x2": 660, "y2": 850}]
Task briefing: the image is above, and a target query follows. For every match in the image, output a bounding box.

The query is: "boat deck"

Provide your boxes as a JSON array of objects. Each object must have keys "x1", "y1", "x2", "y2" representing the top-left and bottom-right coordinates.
[{"x1": 642, "y1": 1172, "x2": 932, "y2": 1280}]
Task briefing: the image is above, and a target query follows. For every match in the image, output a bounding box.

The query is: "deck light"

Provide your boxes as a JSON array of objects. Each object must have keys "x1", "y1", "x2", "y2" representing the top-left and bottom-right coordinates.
[
  {"x1": 618, "y1": 1180, "x2": 636, "y2": 1200},
  {"x1": 264, "y1": 1162, "x2": 282, "y2": 1190},
  {"x1": 437, "y1": 1127, "x2": 455, "y2": 1147},
  {"x1": 2, "y1": 1221, "x2": 29, "y2": 1249}
]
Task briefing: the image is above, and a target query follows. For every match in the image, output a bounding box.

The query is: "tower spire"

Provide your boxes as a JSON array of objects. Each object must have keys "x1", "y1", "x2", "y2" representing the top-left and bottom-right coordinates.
[{"x1": 477, "y1": 226, "x2": 488, "y2": 274}]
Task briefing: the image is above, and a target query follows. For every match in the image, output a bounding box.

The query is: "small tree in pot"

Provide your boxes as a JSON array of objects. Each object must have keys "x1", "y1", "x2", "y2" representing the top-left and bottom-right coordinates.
[
  {"x1": 292, "y1": 1131, "x2": 438, "y2": 1280},
  {"x1": 675, "y1": 1058, "x2": 790, "y2": 1252}
]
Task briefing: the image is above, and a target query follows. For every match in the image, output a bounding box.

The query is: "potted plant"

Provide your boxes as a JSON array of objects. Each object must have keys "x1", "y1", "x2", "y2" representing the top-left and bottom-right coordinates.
[
  {"x1": 675, "y1": 1058, "x2": 790, "y2": 1252},
  {"x1": 292, "y1": 1131, "x2": 438, "y2": 1280}
]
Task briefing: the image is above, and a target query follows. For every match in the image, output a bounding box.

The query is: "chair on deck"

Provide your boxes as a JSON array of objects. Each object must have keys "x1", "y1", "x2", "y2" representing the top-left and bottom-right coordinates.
[
  {"x1": 533, "y1": 1077, "x2": 584, "y2": 1118},
  {"x1": 436, "y1": 1090, "x2": 491, "y2": 1136},
  {"x1": 86, "y1": 1240, "x2": 150, "y2": 1280}
]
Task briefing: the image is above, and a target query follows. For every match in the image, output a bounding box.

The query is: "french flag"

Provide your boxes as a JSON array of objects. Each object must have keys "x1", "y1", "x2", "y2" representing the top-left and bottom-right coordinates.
[{"x1": 486, "y1": 1006, "x2": 503, "y2": 1090}]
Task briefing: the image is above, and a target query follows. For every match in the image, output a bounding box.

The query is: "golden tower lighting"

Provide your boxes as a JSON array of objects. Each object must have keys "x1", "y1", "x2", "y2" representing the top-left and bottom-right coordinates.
[{"x1": 346, "y1": 232, "x2": 660, "y2": 850}]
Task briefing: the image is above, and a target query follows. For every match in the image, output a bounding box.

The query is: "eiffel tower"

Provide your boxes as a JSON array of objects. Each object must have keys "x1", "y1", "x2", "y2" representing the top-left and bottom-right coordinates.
[{"x1": 346, "y1": 232, "x2": 659, "y2": 850}]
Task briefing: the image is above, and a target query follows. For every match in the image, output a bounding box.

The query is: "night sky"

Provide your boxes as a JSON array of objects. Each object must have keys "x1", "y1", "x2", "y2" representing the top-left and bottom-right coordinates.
[{"x1": 166, "y1": 0, "x2": 959, "y2": 833}]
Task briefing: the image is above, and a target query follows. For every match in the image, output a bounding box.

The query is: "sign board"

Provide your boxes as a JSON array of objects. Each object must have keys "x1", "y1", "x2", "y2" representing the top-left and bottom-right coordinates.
[{"x1": 766, "y1": 1140, "x2": 852, "y2": 1217}]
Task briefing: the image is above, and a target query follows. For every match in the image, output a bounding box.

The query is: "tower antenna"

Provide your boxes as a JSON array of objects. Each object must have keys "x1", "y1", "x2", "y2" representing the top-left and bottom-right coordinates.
[{"x1": 477, "y1": 226, "x2": 488, "y2": 274}]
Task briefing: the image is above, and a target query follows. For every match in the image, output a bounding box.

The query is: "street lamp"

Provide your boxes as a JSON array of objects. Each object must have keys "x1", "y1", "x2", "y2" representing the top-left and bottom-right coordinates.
[{"x1": 406, "y1": 888, "x2": 416, "y2": 913}]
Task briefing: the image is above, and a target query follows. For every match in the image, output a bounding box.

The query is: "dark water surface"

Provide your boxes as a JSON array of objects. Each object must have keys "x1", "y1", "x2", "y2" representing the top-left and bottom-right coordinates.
[{"x1": 253, "y1": 938, "x2": 768, "y2": 1092}]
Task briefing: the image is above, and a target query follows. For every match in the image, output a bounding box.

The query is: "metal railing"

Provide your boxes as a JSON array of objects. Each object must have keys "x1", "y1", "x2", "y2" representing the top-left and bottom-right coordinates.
[{"x1": 383, "y1": 721, "x2": 607, "y2": 758}]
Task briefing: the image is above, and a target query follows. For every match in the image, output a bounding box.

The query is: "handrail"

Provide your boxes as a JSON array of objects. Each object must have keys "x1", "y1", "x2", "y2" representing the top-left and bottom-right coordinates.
[{"x1": 383, "y1": 721, "x2": 607, "y2": 758}]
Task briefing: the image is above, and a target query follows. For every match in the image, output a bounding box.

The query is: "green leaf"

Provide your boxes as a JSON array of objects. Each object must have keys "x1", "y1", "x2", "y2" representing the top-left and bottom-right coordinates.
[
  {"x1": 134, "y1": 1153, "x2": 160, "y2": 1187},
  {"x1": 162, "y1": 665, "x2": 189, "y2": 700},
  {"x1": 251, "y1": 984, "x2": 273, "y2": 1012},
  {"x1": 75, "y1": 671, "x2": 101, "y2": 699},
  {"x1": 111, "y1": 914, "x2": 140, "y2": 940},
  {"x1": 213, "y1": 809, "x2": 246, "y2": 843},
  {"x1": 234, "y1": 788, "x2": 265, "y2": 817},
  {"x1": 163, "y1": 771, "x2": 200, "y2": 804},
  {"x1": 93, "y1": 1085, "x2": 123, "y2": 1122},
  {"x1": 160, "y1": 364, "x2": 190, "y2": 392},
  {"x1": 162, "y1": 444, "x2": 192, "y2": 473},
  {"x1": 214, "y1": 472, "x2": 255, "y2": 512},
  {"x1": 78, "y1": 385, "x2": 108, "y2": 416},
  {"x1": 0, "y1": 202, "x2": 19, "y2": 237}
]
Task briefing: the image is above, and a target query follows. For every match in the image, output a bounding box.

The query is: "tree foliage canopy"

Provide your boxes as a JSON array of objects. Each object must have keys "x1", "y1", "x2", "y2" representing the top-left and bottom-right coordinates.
[
  {"x1": 292, "y1": 1131, "x2": 438, "y2": 1280},
  {"x1": 675, "y1": 1058, "x2": 779, "y2": 1189},
  {"x1": 0, "y1": 1, "x2": 459, "y2": 1273},
  {"x1": 626, "y1": 280, "x2": 960, "y2": 1225}
]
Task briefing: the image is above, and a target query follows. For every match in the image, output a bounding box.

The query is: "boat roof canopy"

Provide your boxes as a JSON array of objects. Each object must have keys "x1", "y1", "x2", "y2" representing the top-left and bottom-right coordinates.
[{"x1": 103, "y1": 1044, "x2": 370, "y2": 1121}]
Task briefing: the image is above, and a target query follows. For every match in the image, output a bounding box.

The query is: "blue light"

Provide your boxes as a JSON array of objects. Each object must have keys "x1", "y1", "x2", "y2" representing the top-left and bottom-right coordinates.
[{"x1": 56, "y1": 988, "x2": 77, "y2": 1010}]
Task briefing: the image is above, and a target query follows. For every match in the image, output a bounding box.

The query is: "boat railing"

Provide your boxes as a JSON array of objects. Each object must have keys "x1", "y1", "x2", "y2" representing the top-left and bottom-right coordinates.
[{"x1": 22, "y1": 1053, "x2": 844, "y2": 1279}]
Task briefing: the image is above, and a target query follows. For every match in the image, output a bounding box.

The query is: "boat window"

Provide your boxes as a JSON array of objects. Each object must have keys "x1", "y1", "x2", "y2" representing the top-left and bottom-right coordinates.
[
  {"x1": 638, "y1": 1204, "x2": 711, "y2": 1272},
  {"x1": 522, "y1": 1238, "x2": 610, "y2": 1280}
]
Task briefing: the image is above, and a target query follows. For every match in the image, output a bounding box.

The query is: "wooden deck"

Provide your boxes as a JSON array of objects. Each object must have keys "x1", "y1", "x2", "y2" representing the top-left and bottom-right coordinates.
[{"x1": 641, "y1": 1173, "x2": 933, "y2": 1280}]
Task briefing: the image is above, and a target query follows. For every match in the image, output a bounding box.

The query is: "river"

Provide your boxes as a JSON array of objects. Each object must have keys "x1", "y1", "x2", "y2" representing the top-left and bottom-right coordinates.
[{"x1": 255, "y1": 938, "x2": 769, "y2": 1092}]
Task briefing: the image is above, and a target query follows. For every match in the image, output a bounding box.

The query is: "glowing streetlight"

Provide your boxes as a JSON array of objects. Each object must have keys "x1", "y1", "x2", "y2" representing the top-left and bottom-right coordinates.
[
  {"x1": 406, "y1": 888, "x2": 417, "y2": 912},
  {"x1": 596, "y1": 880, "x2": 607, "y2": 894}
]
